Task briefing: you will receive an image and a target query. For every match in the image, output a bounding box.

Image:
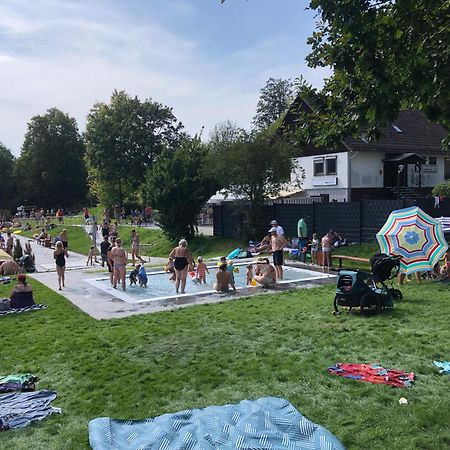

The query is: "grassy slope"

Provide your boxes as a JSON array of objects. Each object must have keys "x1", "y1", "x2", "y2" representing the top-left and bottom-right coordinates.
[
  {"x1": 20, "y1": 226, "x2": 93, "y2": 256},
  {"x1": 0, "y1": 278, "x2": 449, "y2": 449},
  {"x1": 117, "y1": 226, "x2": 246, "y2": 260}
]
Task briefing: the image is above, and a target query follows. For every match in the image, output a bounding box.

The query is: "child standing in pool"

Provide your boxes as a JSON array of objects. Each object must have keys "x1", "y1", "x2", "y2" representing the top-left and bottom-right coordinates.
[
  {"x1": 196, "y1": 256, "x2": 209, "y2": 284},
  {"x1": 246, "y1": 263, "x2": 253, "y2": 285},
  {"x1": 226, "y1": 260, "x2": 237, "y2": 292},
  {"x1": 138, "y1": 265, "x2": 148, "y2": 287}
]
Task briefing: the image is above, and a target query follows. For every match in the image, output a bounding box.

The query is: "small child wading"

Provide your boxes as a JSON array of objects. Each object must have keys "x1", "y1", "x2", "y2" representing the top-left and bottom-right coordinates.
[
  {"x1": 196, "y1": 257, "x2": 209, "y2": 284},
  {"x1": 246, "y1": 264, "x2": 253, "y2": 285},
  {"x1": 310, "y1": 233, "x2": 319, "y2": 265},
  {"x1": 86, "y1": 246, "x2": 96, "y2": 266}
]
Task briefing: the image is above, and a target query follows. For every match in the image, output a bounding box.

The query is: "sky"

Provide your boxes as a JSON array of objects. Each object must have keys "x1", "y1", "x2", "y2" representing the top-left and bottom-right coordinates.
[{"x1": 0, "y1": 0, "x2": 329, "y2": 155}]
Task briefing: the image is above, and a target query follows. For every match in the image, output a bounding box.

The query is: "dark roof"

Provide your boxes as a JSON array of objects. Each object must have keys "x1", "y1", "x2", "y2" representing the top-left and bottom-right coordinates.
[
  {"x1": 281, "y1": 98, "x2": 447, "y2": 157},
  {"x1": 343, "y1": 110, "x2": 447, "y2": 156},
  {"x1": 383, "y1": 153, "x2": 426, "y2": 164}
]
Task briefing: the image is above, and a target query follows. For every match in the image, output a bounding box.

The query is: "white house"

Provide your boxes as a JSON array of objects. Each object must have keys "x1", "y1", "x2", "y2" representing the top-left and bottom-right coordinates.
[{"x1": 286, "y1": 107, "x2": 448, "y2": 201}]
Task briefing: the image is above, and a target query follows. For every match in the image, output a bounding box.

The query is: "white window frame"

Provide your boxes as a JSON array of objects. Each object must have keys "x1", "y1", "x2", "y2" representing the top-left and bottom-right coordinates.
[
  {"x1": 325, "y1": 156, "x2": 337, "y2": 175},
  {"x1": 313, "y1": 157, "x2": 324, "y2": 176}
]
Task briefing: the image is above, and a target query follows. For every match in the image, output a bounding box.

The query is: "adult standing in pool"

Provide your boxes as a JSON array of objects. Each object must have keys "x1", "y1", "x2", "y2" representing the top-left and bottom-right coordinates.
[
  {"x1": 168, "y1": 239, "x2": 194, "y2": 294},
  {"x1": 111, "y1": 238, "x2": 128, "y2": 291}
]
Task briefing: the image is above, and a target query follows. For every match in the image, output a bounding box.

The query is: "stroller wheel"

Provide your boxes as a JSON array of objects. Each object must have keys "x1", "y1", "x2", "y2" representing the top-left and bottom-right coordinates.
[
  {"x1": 390, "y1": 289, "x2": 403, "y2": 301},
  {"x1": 360, "y1": 293, "x2": 381, "y2": 315},
  {"x1": 333, "y1": 296, "x2": 340, "y2": 314}
]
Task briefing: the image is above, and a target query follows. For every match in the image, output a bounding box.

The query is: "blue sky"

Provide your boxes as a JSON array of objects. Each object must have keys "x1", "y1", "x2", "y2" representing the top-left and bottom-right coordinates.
[{"x1": 0, "y1": 0, "x2": 329, "y2": 155}]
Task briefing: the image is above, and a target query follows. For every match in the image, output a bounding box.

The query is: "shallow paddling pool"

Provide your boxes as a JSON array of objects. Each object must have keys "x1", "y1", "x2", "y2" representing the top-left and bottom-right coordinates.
[{"x1": 85, "y1": 263, "x2": 331, "y2": 304}]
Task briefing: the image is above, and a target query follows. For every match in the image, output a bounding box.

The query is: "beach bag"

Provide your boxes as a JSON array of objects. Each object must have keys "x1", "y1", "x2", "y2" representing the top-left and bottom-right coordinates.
[{"x1": 0, "y1": 298, "x2": 10, "y2": 311}]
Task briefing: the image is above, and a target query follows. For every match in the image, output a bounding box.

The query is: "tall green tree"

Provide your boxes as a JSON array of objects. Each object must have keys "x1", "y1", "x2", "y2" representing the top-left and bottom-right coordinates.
[
  {"x1": 84, "y1": 90, "x2": 184, "y2": 207},
  {"x1": 146, "y1": 137, "x2": 219, "y2": 240},
  {"x1": 252, "y1": 78, "x2": 295, "y2": 131},
  {"x1": 0, "y1": 142, "x2": 17, "y2": 211},
  {"x1": 208, "y1": 124, "x2": 293, "y2": 238},
  {"x1": 223, "y1": 0, "x2": 450, "y2": 146},
  {"x1": 16, "y1": 108, "x2": 87, "y2": 208},
  {"x1": 306, "y1": 0, "x2": 450, "y2": 146}
]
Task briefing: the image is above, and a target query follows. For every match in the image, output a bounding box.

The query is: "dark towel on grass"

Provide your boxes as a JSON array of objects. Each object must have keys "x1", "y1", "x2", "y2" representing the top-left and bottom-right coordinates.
[
  {"x1": 89, "y1": 396, "x2": 346, "y2": 450},
  {"x1": 328, "y1": 363, "x2": 415, "y2": 388},
  {"x1": 0, "y1": 374, "x2": 37, "y2": 393},
  {"x1": 0, "y1": 390, "x2": 61, "y2": 431},
  {"x1": 0, "y1": 304, "x2": 47, "y2": 316}
]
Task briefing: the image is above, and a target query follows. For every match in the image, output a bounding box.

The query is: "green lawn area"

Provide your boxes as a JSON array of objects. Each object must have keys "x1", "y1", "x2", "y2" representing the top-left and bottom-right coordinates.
[
  {"x1": 0, "y1": 277, "x2": 449, "y2": 449},
  {"x1": 330, "y1": 242, "x2": 379, "y2": 270},
  {"x1": 117, "y1": 226, "x2": 246, "y2": 260},
  {"x1": 20, "y1": 225, "x2": 93, "y2": 256}
]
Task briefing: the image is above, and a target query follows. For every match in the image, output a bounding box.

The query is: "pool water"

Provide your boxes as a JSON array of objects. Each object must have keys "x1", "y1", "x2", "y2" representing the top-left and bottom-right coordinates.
[{"x1": 85, "y1": 263, "x2": 330, "y2": 304}]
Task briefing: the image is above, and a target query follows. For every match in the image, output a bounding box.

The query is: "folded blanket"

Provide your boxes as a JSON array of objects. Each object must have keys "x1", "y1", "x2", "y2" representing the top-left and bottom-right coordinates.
[
  {"x1": 433, "y1": 361, "x2": 450, "y2": 375},
  {"x1": 328, "y1": 363, "x2": 415, "y2": 388},
  {"x1": 0, "y1": 374, "x2": 37, "y2": 393},
  {"x1": 0, "y1": 390, "x2": 61, "y2": 431},
  {"x1": 0, "y1": 304, "x2": 47, "y2": 316},
  {"x1": 89, "y1": 397, "x2": 345, "y2": 450}
]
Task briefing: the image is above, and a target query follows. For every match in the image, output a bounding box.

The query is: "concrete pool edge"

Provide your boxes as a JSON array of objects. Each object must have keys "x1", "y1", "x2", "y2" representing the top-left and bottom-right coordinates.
[{"x1": 84, "y1": 265, "x2": 333, "y2": 305}]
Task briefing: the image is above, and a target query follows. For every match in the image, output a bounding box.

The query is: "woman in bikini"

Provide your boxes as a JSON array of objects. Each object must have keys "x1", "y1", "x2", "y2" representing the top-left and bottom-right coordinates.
[
  {"x1": 111, "y1": 238, "x2": 128, "y2": 291},
  {"x1": 54, "y1": 240, "x2": 68, "y2": 290},
  {"x1": 168, "y1": 239, "x2": 193, "y2": 294}
]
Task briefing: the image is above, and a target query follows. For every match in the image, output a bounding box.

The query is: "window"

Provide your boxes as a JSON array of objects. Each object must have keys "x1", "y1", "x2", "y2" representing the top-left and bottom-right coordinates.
[
  {"x1": 326, "y1": 157, "x2": 337, "y2": 175},
  {"x1": 313, "y1": 158, "x2": 324, "y2": 176},
  {"x1": 428, "y1": 157, "x2": 437, "y2": 165},
  {"x1": 314, "y1": 156, "x2": 337, "y2": 176}
]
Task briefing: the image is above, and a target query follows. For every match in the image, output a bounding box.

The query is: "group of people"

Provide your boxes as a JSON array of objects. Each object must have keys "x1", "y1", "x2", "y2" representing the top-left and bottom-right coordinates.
[{"x1": 164, "y1": 222, "x2": 288, "y2": 296}]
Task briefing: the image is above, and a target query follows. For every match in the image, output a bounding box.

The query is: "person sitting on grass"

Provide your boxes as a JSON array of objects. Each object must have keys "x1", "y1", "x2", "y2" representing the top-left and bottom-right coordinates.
[
  {"x1": 9, "y1": 274, "x2": 34, "y2": 308},
  {"x1": 214, "y1": 263, "x2": 232, "y2": 293}
]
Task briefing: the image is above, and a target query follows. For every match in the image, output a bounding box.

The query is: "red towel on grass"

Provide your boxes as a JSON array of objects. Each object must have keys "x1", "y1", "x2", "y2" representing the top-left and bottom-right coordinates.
[{"x1": 328, "y1": 363, "x2": 415, "y2": 388}]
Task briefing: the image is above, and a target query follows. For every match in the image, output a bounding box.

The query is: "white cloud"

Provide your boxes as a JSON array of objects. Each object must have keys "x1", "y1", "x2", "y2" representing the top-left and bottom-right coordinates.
[{"x1": 0, "y1": 1, "x2": 326, "y2": 155}]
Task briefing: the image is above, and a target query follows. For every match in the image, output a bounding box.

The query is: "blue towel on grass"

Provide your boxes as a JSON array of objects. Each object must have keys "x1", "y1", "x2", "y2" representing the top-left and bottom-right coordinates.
[
  {"x1": 433, "y1": 361, "x2": 450, "y2": 375},
  {"x1": 89, "y1": 396, "x2": 345, "y2": 450}
]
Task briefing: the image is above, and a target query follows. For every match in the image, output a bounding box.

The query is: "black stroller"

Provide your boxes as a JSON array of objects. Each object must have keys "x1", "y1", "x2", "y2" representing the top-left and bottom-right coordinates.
[{"x1": 333, "y1": 254, "x2": 402, "y2": 315}]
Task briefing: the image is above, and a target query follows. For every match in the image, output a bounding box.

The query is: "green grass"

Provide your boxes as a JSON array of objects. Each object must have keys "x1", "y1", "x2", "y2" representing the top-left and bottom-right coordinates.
[
  {"x1": 330, "y1": 242, "x2": 379, "y2": 270},
  {"x1": 0, "y1": 277, "x2": 449, "y2": 449},
  {"x1": 117, "y1": 226, "x2": 246, "y2": 259},
  {"x1": 20, "y1": 225, "x2": 93, "y2": 256}
]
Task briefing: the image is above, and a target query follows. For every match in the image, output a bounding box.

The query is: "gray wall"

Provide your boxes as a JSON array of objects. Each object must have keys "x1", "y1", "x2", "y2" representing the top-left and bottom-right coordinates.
[{"x1": 213, "y1": 198, "x2": 450, "y2": 242}]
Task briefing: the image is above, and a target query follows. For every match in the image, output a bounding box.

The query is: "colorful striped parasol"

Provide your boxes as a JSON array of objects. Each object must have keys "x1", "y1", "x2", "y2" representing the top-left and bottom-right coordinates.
[{"x1": 376, "y1": 206, "x2": 448, "y2": 274}]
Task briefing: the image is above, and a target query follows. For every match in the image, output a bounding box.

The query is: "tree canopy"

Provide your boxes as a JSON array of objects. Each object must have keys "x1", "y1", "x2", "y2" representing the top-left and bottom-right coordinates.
[
  {"x1": 223, "y1": 0, "x2": 450, "y2": 147},
  {"x1": 84, "y1": 90, "x2": 184, "y2": 207},
  {"x1": 252, "y1": 78, "x2": 296, "y2": 131},
  {"x1": 0, "y1": 142, "x2": 17, "y2": 211},
  {"x1": 15, "y1": 108, "x2": 87, "y2": 208},
  {"x1": 146, "y1": 136, "x2": 218, "y2": 240},
  {"x1": 208, "y1": 124, "x2": 293, "y2": 237},
  {"x1": 306, "y1": 0, "x2": 450, "y2": 146}
]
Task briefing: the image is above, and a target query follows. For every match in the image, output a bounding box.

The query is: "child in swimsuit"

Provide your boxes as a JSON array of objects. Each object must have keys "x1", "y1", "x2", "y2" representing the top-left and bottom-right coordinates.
[
  {"x1": 86, "y1": 246, "x2": 96, "y2": 266},
  {"x1": 226, "y1": 260, "x2": 237, "y2": 291},
  {"x1": 246, "y1": 264, "x2": 253, "y2": 285},
  {"x1": 129, "y1": 264, "x2": 140, "y2": 285},
  {"x1": 138, "y1": 265, "x2": 148, "y2": 287},
  {"x1": 165, "y1": 257, "x2": 176, "y2": 281},
  {"x1": 196, "y1": 256, "x2": 209, "y2": 284}
]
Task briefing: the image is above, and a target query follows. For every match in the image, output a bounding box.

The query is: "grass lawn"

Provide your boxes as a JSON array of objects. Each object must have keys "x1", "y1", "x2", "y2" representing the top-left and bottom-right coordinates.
[
  {"x1": 117, "y1": 226, "x2": 246, "y2": 260},
  {"x1": 20, "y1": 225, "x2": 93, "y2": 256},
  {"x1": 0, "y1": 277, "x2": 449, "y2": 449}
]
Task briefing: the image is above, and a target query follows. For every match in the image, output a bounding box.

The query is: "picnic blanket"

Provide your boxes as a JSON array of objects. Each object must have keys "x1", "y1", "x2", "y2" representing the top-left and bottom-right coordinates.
[
  {"x1": 328, "y1": 363, "x2": 415, "y2": 388},
  {"x1": 433, "y1": 361, "x2": 450, "y2": 375},
  {"x1": 0, "y1": 304, "x2": 47, "y2": 316},
  {"x1": 0, "y1": 374, "x2": 37, "y2": 393},
  {"x1": 89, "y1": 397, "x2": 345, "y2": 450},
  {"x1": 0, "y1": 390, "x2": 61, "y2": 431}
]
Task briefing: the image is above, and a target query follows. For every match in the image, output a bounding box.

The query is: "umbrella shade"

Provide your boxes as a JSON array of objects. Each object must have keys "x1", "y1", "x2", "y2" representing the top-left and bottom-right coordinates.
[
  {"x1": 0, "y1": 249, "x2": 13, "y2": 262},
  {"x1": 376, "y1": 206, "x2": 448, "y2": 274}
]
